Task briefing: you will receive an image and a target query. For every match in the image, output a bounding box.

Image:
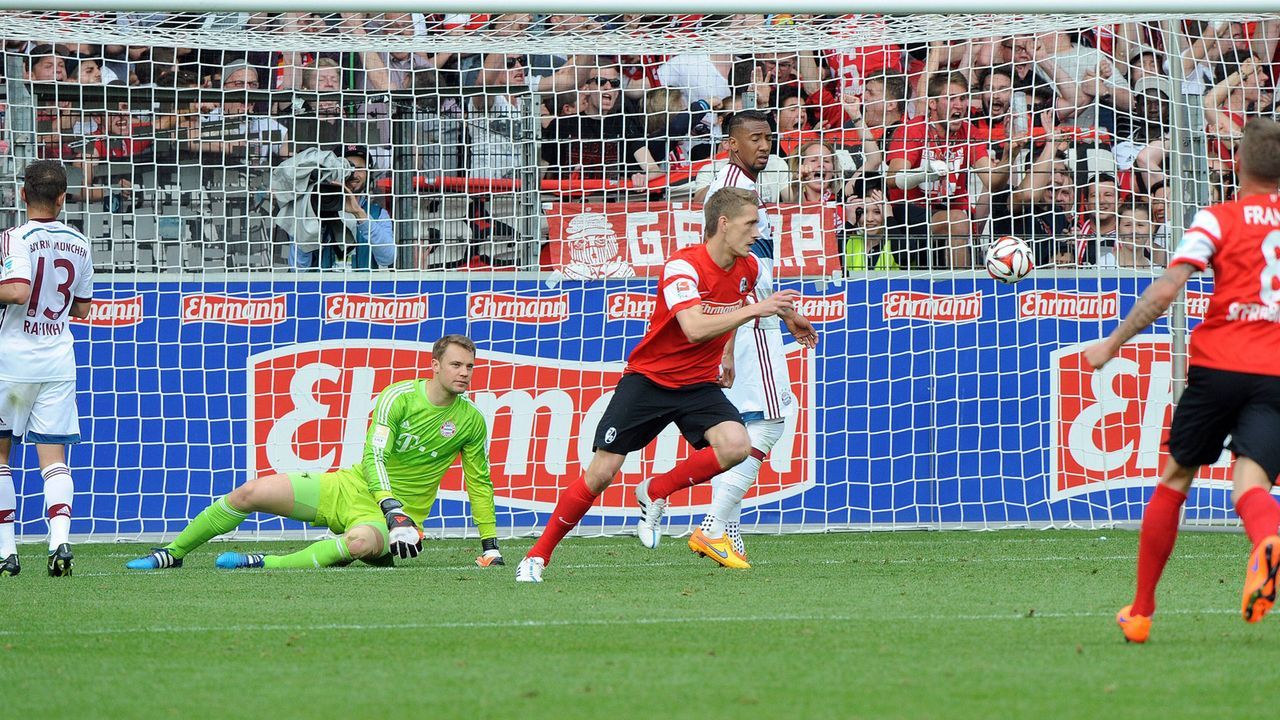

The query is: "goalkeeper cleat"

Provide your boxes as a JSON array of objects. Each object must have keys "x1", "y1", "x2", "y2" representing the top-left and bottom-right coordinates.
[
  {"x1": 126, "y1": 548, "x2": 183, "y2": 571},
  {"x1": 1115, "y1": 605, "x2": 1151, "y2": 644},
  {"x1": 47, "y1": 544, "x2": 73, "y2": 577},
  {"x1": 635, "y1": 479, "x2": 667, "y2": 549},
  {"x1": 515, "y1": 555, "x2": 544, "y2": 583},
  {"x1": 687, "y1": 528, "x2": 750, "y2": 569},
  {"x1": 0, "y1": 553, "x2": 18, "y2": 577},
  {"x1": 215, "y1": 551, "x2": 265, "y2": 570},
  {"x1": 1243, "y1": 535, "x2": 1280, "y2": 623}
]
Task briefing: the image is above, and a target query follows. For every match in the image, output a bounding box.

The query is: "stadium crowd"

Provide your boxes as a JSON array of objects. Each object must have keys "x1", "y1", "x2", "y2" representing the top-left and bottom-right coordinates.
[{"x1": 2, "y1": 13, "x2": 1277, "y2": 271}]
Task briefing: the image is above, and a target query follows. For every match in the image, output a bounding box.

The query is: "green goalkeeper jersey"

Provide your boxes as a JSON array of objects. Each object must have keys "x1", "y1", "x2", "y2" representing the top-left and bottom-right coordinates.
[{"x1": 362, "y1": 379, "x2": 496, "y2": 538}]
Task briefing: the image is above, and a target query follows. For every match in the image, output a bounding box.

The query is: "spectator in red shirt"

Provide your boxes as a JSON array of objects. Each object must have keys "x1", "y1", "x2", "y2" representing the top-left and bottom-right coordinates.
[{"x1": 887, "y1": 71, "x2": 1012, "y2": 268}]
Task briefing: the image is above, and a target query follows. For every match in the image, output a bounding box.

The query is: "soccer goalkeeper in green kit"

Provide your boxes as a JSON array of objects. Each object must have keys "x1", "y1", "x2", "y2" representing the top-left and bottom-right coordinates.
[{"x1": 126, "y1": 335, "x2": 503, "y2": 571}]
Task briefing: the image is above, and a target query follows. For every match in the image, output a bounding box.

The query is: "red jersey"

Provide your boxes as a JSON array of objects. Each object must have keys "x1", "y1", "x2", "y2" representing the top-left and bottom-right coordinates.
[
  {"x1": 625, "y1": 244, "x2": 761, "y2": 388},
  {"x1": 886, "y1": 115, "x2": 990, "y2": 209},
  {"x1": 824, "y1": 44, "x2": 902, "y2": 98},
  {"x1": 1171, "y1": 194, "x2": 1280, "y2": 377}
]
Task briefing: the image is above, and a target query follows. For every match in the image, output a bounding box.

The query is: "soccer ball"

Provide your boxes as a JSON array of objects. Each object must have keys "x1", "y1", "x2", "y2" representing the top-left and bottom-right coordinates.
[{"x1": 984, "y1": 236, "x2": 1034, "y2": 284}]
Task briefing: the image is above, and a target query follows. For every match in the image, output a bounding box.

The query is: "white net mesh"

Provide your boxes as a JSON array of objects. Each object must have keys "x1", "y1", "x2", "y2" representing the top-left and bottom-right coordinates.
[{"x1": 1, "y1": 12, "x2": 1277, "y2": 542}]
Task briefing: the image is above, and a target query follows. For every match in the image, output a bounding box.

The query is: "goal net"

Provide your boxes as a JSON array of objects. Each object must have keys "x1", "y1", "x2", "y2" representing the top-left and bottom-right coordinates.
[{"x1": 2, "y1": 11, "x2": 1276, "y2": 542}]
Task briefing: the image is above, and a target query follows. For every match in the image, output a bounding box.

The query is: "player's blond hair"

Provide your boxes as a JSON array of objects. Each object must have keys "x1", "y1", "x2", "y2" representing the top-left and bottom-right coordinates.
[
  {"x1": 703, "y1": 187, "x2": 758, "y2": 238},
  {"x1": 433, "y1": 334, "x2": 476, "y2": 360},
  {"x1": 1240, "y1": 118, "x2": 1280, "y2": 184}
]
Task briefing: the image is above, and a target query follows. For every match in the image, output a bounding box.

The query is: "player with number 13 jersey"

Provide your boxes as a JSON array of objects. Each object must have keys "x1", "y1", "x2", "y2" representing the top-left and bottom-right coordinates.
[{"x1": 0, "y1": 161, "x2": 94, "y2": 578}]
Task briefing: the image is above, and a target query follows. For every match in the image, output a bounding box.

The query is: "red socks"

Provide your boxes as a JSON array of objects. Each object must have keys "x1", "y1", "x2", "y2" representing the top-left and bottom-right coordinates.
[
  {"x1": 1235, "y1": 486, "x2": 1280, "y2": 547},
  {"x1": 646, "y1": 447, "x2": 725, "y2": 501},
  {"x1": 526, "y1": 477, "x2": 599, "y2": 565},
  {"x1": 1131, "y1": 483, "x2": 1187, "y2": 617}
]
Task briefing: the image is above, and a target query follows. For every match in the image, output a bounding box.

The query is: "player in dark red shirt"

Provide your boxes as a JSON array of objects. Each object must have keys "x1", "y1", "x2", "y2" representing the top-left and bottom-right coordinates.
[
  {"x1": 1086, "y1": 118, "x2": 1280, "y2": 643},
  {"x1": 515, "y1": 187, "x2": 799, "y2": 583}
]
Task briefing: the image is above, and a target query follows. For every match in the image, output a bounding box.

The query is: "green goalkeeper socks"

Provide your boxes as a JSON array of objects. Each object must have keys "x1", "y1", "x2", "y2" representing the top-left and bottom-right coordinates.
[
  {"x1": 165, "y1": 497, "x2": 249, "y2": 559},
  {"x1": 262, "y1": 537, "x2": 351, "y2": 569}
]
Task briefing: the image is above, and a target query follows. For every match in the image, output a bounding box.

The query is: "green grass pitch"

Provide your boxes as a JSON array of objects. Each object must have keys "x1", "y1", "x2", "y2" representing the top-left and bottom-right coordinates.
[{"x1": 3, "y1": 529, "x2": 1272, "y2": 719}]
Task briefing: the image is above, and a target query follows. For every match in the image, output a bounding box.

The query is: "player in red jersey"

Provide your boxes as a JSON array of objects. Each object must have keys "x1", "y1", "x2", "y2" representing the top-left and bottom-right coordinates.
[
  {"x1": 515, "y1": 187, "x2": 798, "y2": 582},
  {"x1": 1085, "y1": 118, "x2": 1280, "y2": 643}
]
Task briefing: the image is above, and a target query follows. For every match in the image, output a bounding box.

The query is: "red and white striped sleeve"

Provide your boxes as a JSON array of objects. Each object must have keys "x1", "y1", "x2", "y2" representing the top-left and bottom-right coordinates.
[{"x1": 1170, "y1": 209, "x2": 1221, "y2": 271}]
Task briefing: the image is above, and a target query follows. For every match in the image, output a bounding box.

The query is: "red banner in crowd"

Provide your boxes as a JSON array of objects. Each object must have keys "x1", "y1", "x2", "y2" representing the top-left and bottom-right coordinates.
[{"x1": 546, "y1": 202, "x2": 839, "y2": 279}]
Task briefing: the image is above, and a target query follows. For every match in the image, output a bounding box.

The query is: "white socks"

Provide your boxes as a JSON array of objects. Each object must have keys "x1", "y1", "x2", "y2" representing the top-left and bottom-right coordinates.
[
  {"x1": 0, "y1": 465, "x2": 14, "y2": 557},
  {"x1": 703, "y1": 419, "x2": 786, "y2": 539},
  {"x1": 43, "y1": 463, "x2": 73, "y2": 550},
  {"x1": 707, "y1": 457, "x2": 761, "y2": 538}
]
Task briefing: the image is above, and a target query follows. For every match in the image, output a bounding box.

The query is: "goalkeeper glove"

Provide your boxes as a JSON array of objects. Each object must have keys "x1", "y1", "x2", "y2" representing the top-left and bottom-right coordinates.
[
  {"x1": 476, "y1": 537, "x2": 504, "y2": 567},
  {"x1": 380, "y1": 499, "x2": 423, "y2": 560}
]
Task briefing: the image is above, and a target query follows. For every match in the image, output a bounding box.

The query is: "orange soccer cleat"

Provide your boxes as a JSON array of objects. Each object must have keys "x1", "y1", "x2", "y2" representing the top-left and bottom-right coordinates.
[
  {"x1": 1243, "y1": 535, "x2": 1280, "y2": 623},
  {"x1": 688, "y1": 528, "x2": 750, "y2": 569},
  {"x1": 1115, "y1": 605, "x2": 1151, "y2": 643}
]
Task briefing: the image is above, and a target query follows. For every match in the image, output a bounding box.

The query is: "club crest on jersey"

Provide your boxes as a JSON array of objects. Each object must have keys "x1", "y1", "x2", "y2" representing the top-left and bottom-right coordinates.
[
  {"x1": 440, "y1": 420, "x2": 457, "y2": 438},
  {"x1": 739, "y1": 278, "x2": 748, "y2": 293}
]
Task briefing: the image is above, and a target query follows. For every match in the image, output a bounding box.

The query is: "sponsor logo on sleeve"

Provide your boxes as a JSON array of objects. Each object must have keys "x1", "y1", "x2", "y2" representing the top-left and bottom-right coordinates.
[{"x1": 371, "y1": 424, "x2": 390, "y2": 449}]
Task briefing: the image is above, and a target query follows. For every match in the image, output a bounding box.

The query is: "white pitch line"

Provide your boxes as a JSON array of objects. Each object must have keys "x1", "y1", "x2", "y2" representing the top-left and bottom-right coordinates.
[
  {"x1": 77, "y1": 551, "x2": 1239, "y2": 577},
  {"x1": 0, "y1": 607, "x2": 1242, "y2": 638},
  {"x1": 95, "y1": 534, "x2": 1140, "y2": 558}
]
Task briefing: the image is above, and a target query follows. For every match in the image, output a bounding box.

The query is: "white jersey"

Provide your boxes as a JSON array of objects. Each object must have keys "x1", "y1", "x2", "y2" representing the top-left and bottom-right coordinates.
[
  {"x1": 705, "y1": 163, "x2": 795, "y2": 420},
  {"x1": 0, "y1": 219, "x2": 94, "y2": 382}
]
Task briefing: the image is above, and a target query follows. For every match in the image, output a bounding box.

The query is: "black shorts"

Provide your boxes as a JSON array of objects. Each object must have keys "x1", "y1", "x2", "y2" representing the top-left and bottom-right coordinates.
[
  {"x1": 1167, "y1": 366, "x2": 1280, "y2": 481},
  {"x1": 593, "y1": 373, "x2": 743, "y2": 455}
]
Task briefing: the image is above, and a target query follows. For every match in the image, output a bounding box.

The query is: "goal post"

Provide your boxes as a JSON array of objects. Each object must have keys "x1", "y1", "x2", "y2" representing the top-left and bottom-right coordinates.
[{"x1": 0, "y1": 10, "x2": 1274, "y2": 543}]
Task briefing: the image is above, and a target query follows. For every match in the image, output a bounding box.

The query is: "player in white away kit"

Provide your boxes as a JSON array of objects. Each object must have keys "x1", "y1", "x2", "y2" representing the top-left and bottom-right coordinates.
[
  {"x1": 671, "y1": 110, "x2": 819, "y2": 568},
  {"x1": 0, "y1": 161, "x2": 94, "y2": 577}
]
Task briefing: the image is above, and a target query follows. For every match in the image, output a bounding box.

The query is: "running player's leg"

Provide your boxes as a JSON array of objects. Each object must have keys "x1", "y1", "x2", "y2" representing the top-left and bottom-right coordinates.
[
  {"x1": 523, "y1": 449, "x2": 626, "y2": 569},
  {"x1": 1225, "y1": 383, "x2": 1280, "y2": 622},
  {"x1": 647, "y1": 384, "x2": 750, "y2": 503},
  {"x1": 704, "y1": 418, "x2": 786, "y2": 540},
  {"x1": 1120, "y1": 368, "x2": 1237, "y2": 641},
  {"x1": 647, "y1": 420, "x2": 749, "y2": 503},
  {"x1": 637, "y1": 386, "x2": 749, "y2": 551},
  {"x1": 520, "y1": 374, "x2": 670, "y2": 578}
]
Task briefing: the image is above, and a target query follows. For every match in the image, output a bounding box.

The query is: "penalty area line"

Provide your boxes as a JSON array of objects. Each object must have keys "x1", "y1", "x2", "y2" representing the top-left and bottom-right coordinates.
[{"x1": 0, "y1": 607, "x2": 1240, "y2": 637}]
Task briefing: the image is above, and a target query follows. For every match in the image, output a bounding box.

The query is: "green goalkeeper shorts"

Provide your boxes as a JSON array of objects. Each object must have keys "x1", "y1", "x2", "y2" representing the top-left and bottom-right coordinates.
[{"x1": 288, "y1": 468, "x2": 390, "y2": 549}]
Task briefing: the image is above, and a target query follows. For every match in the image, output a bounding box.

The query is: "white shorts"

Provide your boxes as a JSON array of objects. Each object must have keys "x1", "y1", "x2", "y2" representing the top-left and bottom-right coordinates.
[{"x1": 0, "y1": 379, "x2": 81, "y2": 444}]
